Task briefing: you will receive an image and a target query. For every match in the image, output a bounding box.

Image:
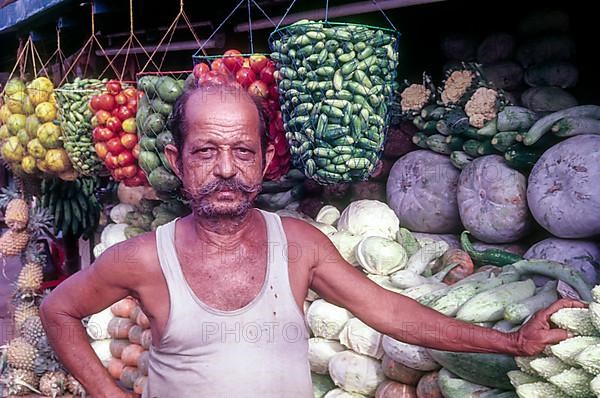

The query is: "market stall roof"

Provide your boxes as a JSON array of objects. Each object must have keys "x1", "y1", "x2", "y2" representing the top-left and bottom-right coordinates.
[{"x1": 0, "y1": 0, "x2": 67, "y2": 33}]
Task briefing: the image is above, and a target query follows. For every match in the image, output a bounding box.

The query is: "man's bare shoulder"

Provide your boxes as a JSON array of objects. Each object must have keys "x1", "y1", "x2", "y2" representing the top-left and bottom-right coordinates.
[
  {"x1": 95, "y1": 230, "x2": 161, "y2": 277},
  {"x1": 280, "y1": 216, "x2": 326, "y2": 242}
]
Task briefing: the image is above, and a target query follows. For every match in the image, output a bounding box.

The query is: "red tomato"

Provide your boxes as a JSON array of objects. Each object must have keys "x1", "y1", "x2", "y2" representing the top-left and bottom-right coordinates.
[
  {"x1": 121, "y1": 165, "x2": 138, "y2": 178},
  {"x1": 124, "y1": 176, "x2": 144, "y2": 187},
  {"x1": 123, "y1": 87, "x2": 137, "y2": 99},
  {"x1": 94, "y1": 142, "x2": 109, "y2": 159},
  {"x1": 193, "y1": 63, "x2": 210, "y2": 79},
  {"x1": 90, "y1": 95, "x2": 103, "y2": 112},
  {"x1": 113, "y1": 167, "x2": 126, "y2": 181},
  {"x1": 92, "y1": 126, "x2": 115, "y2": 142},
  {"x1": 126, "y1": 97, "x2": 138, "y2": 113},
  {"x1": 235, "y1": 67, "x2": 256, "y2": 88},
  {"x1": 117, "y1": 151, "x2": 135, "y2": 167},
  {"x1": 249, "y1": 54, "x2": 269, "y2": 73},
  {"x1": 122, "y1": 118, "x2": 136, "y2": 134},
  {"x1": 120, "y1": 133, "x2": 138, "y2": 150},
  {"x1": 104, "y1": 153, "x2": 119, "y2": 169},
  {"x1": 95, "y1": 110, "x2": 111, "y2": 125},
  {"x1": 259, "y1": 65, "x2": 276, "y2": 85},
  {"x1": 247, "y1": 80, "x2": 269, "y2": 99},
  {"x1": 115, "y1": 93, "x2": 128, "y2": 106},
  {"x1": 106, "y1": 137, "x2": 125, "y2": 154},
  {"x1": 106, "y1": 80, "x2": 122, "y2": 95},
  {"x1": 115, "y1": 106, "x2": 134, "y2": 121},
  {"x1": 222, "y1": 49, "x2": 244, "y2": 73},
  {"x1": 211, "y1": 58, "x2": 225, "y2": 72},
  {"x1": 132, "y1": 143, "x2": 141, "y2": 159},
  {"x1": 95, "y1": 94, "x2": 116, "y2": 112},
  {"x1": 268, "y1": 85, "x2": 280, "y2": 103},
  {"x1": 106, "y1": 116, "x2": 122, "y2": 133},
  {"x1": 204, "y1": 71, "x2": 228, "y2": 85}
]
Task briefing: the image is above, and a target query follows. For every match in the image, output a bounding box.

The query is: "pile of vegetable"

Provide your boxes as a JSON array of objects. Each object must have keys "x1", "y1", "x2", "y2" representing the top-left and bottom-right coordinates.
[
  {"x1": 55, "y1": 78, "x2": 110, "y2": 177},
  {"x1": 294, "y1": 199, "x2": 597, "y2": 397},
  {"x1": 511, "y1": 285, "x2": 600, "y2": 398},
  {"x1": 0, "y1": 77, "x2": 76, "y2": 179},
  {"x1": 192, "y1": 49, "x2": 291, "y2": 180},
  {"x1": 87, "y1": 297, "x2": 151, "y2": 396},
  {"x1": 136, "y1": 74, "x2": 193, "y2": 197},
  {"x1": 89, "y1": 80, "x2": 147, "y2": 186},
  {"x1": 269, "y1": 19, "x2": 400, "y2": 184}
]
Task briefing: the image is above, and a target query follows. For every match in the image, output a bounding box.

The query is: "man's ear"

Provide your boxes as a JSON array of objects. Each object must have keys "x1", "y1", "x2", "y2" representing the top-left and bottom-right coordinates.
[
  {"x1": 164, "y1": 144, "x2": 183, "y2": 179},
  {"x1": 262, "y1": 144, "x2": 275, "y2": 177}
]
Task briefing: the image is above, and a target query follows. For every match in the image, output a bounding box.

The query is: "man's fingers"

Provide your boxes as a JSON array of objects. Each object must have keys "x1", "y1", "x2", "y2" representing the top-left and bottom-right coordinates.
[
  {"x1": 540, "y1": 328, "x2": 573, "y2": 345},
  {"x1": 537, "y1": 298, "x2": 587, "y2": 322}
]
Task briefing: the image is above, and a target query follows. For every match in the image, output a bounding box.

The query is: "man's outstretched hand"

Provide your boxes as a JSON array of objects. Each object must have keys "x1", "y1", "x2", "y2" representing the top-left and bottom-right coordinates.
[{"x1": 510, "y1": 298, "x2": 587, "y2": 356}]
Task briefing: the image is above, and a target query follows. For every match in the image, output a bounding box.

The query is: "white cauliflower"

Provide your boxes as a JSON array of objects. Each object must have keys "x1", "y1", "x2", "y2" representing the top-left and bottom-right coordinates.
[
  {"x1": 441, "y1": 70, "x2": 475, "y2": 105},
  {"x1": 400, "y1": 84, "x2": 431, "y2": 112},
  {"x1": 465, "y1": 87, "x2": 499, "y2": 128}
]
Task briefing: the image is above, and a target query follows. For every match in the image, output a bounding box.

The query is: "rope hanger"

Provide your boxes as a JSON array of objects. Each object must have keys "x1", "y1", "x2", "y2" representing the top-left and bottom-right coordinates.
[
  {"x1": 139, "y1": 0, "x2": 204, "y2": 73},
  {"x1": 59, "y1": 0, "x2": 121, "y2": 85},
  {"x1": 195, "y1": 0, "x2": 277, "y2": 58},
  {"x1": 1, "y1": 35, "x2": 49, "y2": 96},
  {"x1": 98, "y1": 0, "x2": 160, "y2": 80}
]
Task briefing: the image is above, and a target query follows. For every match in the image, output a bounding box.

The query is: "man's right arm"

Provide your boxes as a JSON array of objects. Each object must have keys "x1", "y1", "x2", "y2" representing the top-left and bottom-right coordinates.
[{"x1": 40, "y1": 235, "x2": 153, "y2": 398}]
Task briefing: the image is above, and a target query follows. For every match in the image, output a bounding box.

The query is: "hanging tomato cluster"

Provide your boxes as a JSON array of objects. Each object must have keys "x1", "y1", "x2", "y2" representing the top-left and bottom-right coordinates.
[
  {"x1": 193, "y1": 50, "x2": 291, "y2": 180},
  {"x1": 89, "y1": 80, "x2": 147, "y2": 186}
]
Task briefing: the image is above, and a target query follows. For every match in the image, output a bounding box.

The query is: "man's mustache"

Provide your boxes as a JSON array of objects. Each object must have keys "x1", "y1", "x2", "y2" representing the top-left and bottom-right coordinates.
[{"x1": 190, "y1": 178, "x2": 262, "y2": 196}]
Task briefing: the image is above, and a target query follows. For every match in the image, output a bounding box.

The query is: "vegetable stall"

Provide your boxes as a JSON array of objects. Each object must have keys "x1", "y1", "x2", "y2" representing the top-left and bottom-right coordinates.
[{"x1": 0, "y1": 1, "x2": 599, "y2": 398}]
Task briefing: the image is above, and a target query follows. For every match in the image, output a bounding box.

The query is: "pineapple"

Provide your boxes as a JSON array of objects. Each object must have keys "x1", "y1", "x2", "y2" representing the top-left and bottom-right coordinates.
[
  {"x1": 66, "y1": 374, "x2": 87, "y2": 395},
  {"x1": 21, "y1": 315, "x2": 46, "y2": 346},
  {"x1": 16, "y1": 261, "x2": 44, "y2": 296},
  {"x1": 0, "y1": 229, "x2": 30, "y2": 257},
  {"x1": 39, "y1": 371, "x2": 67, "y2": 397},
  {"x1": 5, "y1": 198, "x2": 29, "y2": 231},
  {"x1": 14, "y1": 302, "x2": 39, "y2": 330},
  {"x1": 7, "y1": 337, "x2": 38, "y2": 371},
  {"x1": 34, "y1": 335, "x2": 64, "y2": 376},
  {"x1": 1, "y1": 367, "x2": 40, "y2": 396}
]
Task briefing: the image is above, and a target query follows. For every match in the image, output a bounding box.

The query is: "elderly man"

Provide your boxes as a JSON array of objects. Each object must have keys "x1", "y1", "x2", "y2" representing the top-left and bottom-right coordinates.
[{"x1": 41, "y1": 83, "x2": 581, "y2": 398}]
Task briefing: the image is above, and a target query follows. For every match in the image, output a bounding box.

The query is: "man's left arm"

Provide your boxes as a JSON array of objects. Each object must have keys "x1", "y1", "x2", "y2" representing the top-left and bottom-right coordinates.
[{"x1": 305, "y1": 225, "x2": 583, "y2": 356}]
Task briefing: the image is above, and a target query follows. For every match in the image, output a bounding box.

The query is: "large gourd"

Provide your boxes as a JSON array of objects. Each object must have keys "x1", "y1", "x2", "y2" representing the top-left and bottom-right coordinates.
[
  {"x1": 387, "y1": 151, "x2": 462, "y2": 234},
  {"x1": 527, "y1": 135, "x2": 600, "y2": 239},
  {"x1": 457, "y1": 155, "x2": 532, "y2": 243}
]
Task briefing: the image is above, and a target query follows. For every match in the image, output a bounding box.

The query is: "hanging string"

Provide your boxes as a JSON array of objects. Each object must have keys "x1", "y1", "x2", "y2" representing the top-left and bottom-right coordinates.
[
  {"x1": 20, "y1": 38, "x2": 29, "y2": 80},
  {"x1": 371, "y1": 0, "x2": 398, "y2": 31},
  {"x1": 247, "y1": 0, "x2": 254, "y2": 54},
  {"x1": 250, "y1": 0, "x2": 276, "y2": 27},
  {"x1": 274, "y1": 0, "x2": 298, "y2": 31},
  {"x1": 59, "y1": 1, "x2": 120, "y2": 85},
  {"x1": 140, "y1": 0, "x2": 204, "y2": 73},
  {"x1": 325, "y1": 0, "x2": 329, "y2": 22},
  {"x1": 198, "y1": 0, "x2": 245, "y2": 53}
]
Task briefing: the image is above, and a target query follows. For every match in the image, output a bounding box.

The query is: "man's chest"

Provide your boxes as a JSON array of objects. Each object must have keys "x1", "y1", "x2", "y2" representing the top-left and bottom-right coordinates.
[{"x1": 180, "y1": 253, "x2": 269, "y2": 311}]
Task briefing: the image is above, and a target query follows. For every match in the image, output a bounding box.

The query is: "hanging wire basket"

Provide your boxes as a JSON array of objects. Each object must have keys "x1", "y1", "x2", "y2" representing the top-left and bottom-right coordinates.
[{"x1": 268, "y1": 20, "x2": 401, "y2": 184}]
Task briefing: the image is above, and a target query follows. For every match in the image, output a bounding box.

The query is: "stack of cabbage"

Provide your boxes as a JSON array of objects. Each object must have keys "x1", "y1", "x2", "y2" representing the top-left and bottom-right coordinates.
[{"x1": 511, "y1": 285, "x2": 600, "y2": 398}]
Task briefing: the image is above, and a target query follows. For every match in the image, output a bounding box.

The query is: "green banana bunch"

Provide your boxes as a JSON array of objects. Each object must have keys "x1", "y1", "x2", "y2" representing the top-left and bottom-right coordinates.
[
  {"x1": 55, "y1": 78, "x2": 108, "y2": 177},
  {"x1": 41, "y1": 177, "x2": 101, "y2": 239}
]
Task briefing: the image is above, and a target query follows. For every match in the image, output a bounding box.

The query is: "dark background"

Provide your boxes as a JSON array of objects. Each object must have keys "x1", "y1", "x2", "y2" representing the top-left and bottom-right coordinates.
[{"x1": 0, "y1": 0, "x2": 598, "y2": 101}]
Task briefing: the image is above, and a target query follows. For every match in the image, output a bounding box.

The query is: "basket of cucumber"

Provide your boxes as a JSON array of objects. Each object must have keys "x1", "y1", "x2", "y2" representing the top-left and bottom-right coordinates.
[{"x1": 268, "y1": 19, "x2": 400, "y2": 184}]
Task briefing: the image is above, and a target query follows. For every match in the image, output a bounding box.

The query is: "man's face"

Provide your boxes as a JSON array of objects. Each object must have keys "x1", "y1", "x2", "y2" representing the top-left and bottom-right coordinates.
[{"x1": 167, "y1": 89, "x2": 272, "y2": 218}]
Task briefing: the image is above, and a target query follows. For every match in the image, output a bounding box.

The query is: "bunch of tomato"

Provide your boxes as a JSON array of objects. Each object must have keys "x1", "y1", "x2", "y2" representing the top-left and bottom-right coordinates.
[
  {"x1": 90, "y1": 80, "x2": 147, "y2": 186},
  {"x1": 193, "y1": 49, "x2": 291, "y2": 180}
]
